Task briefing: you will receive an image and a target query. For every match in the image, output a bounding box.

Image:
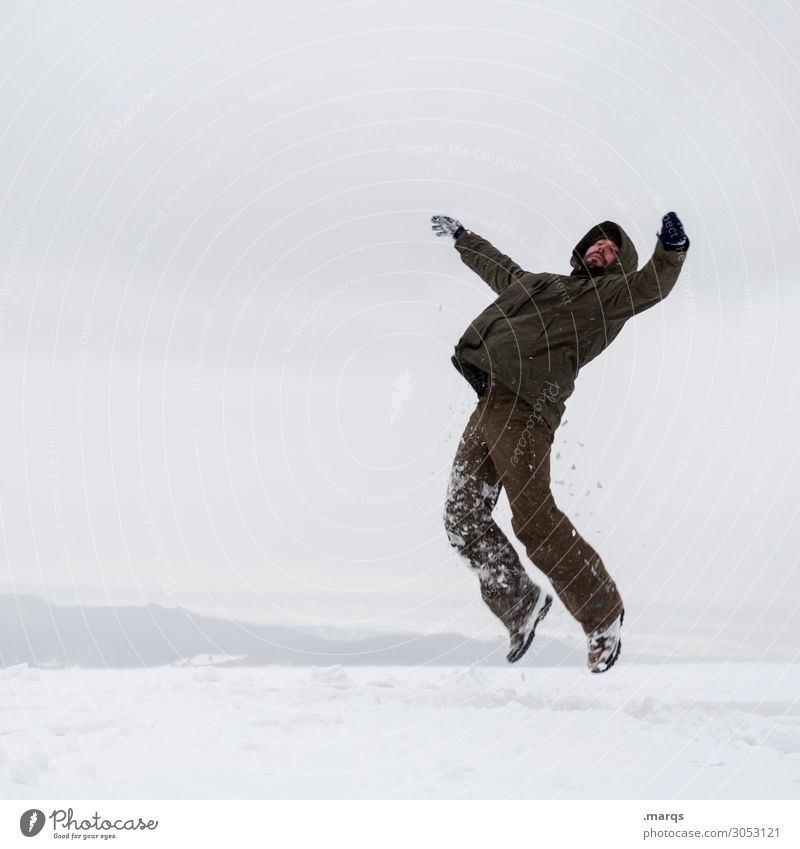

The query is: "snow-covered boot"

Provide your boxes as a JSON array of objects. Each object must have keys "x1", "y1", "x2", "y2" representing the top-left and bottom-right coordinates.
[
  {"x1": 587, "y1": 607, "x2": 624, "y2": 673},
  {"x1": 479, "y1": 573, "x2": 552, "y2": 663},
  {"x1": 506, "y1": 589, "x2": 552, "y2": 663}
]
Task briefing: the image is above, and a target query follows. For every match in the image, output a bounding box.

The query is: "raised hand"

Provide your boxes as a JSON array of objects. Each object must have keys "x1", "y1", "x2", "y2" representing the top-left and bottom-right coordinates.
[
  {"x1": 659, "y1": 211, "x2": 688, "y2": 250},
  {"x1": 431, "y1": 214, "x2": 465, "y2": 240}
]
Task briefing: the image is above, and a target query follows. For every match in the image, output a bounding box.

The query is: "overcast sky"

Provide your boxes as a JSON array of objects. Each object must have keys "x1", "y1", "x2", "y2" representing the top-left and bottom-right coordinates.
[{"x1": 0, "y1": 0, "x2": 797, "y2": 655}]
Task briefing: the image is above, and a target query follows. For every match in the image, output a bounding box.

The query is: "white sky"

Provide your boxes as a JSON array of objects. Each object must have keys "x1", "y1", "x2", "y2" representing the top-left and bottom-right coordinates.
[{"x1": 0, "y1": 0, "x2": 798, "y2": 653}]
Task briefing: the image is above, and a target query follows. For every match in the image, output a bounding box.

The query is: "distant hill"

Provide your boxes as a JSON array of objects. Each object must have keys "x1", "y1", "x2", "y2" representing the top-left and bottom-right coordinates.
[{"x1": 0, "y1": 593, "x2": 587, "y2": 669}]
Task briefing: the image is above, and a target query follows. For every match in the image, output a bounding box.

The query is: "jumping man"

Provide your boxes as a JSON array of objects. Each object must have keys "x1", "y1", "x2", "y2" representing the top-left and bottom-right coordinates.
[{"x1": 434, "y1": 212, "x2": 690, "y2": 672}]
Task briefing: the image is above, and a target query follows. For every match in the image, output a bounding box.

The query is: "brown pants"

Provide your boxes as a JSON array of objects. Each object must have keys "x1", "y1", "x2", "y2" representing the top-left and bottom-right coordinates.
[{"x1": 444, "y1": 379, "x2": 623, "y2": 636}]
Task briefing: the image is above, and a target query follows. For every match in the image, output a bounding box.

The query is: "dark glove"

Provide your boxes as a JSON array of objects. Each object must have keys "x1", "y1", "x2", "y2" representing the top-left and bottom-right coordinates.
[
  {"x1": 659, "y1": 211, "x2": 688, "y2": 250},
  {"x1": 431, "y1": 214, "x2": 465, "y2": 240}
]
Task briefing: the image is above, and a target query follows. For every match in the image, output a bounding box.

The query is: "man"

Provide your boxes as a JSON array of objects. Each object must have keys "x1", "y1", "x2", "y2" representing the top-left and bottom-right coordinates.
[{"x1": 434, "y1": 212, "x2": 689, "y2": 672}]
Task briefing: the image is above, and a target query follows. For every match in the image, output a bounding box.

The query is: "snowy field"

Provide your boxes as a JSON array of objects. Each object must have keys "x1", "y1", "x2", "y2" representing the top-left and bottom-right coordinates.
[{"x1": 1, "y1": 661, "x2": 798, "y2": 800}]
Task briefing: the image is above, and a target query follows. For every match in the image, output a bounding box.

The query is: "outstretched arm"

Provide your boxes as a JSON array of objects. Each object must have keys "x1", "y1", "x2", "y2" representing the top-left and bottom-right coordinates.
[
  {"x1": 598, "y1": 212, "x2": 690, "y2": 320},
  {"x1": 432, "y1": 214, "x2": 525, "y2": 296}
]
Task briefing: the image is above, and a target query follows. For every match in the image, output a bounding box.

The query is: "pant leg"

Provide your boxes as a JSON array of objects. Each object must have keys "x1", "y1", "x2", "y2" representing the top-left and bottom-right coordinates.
[
  {"x1": 481, "y1": 381, "x2": 623, "y2": 635},
  {"x1": 443, "y1": 396, "x2": 544, "y2": 635}
]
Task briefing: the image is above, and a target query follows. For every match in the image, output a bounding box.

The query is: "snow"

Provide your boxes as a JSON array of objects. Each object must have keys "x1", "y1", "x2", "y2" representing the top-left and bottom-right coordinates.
[{"x1": 1, "y1": 661, "x2": 797, "y2": 799}]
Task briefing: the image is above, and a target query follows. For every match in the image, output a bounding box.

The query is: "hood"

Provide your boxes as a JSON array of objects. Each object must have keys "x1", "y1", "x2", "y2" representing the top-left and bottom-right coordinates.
[{"x1": 569, "y1": 220, "x2": 638, "y2": 277}]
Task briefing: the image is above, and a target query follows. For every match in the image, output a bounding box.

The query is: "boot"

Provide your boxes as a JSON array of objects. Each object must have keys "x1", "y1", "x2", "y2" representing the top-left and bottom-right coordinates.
[
  {"x1": 587, "y1": 607, "x2": 624, "y2": 673},
  {"x1": 481, "y1": 579, "x2": 553, "y2": 664},
  {"x1": 506, "y1": 590, "x2": 553, "y2": 663}
]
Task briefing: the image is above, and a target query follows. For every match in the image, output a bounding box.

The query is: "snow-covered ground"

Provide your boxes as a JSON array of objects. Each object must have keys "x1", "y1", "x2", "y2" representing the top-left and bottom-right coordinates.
[{"x1": 1, "y1": 661, "x2": 798, "y2": 799}]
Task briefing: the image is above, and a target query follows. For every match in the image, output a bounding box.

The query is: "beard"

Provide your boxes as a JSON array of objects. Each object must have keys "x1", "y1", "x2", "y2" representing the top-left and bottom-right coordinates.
[{"x1": 571, "y1": 255, "x2": 611, "y2": 278}]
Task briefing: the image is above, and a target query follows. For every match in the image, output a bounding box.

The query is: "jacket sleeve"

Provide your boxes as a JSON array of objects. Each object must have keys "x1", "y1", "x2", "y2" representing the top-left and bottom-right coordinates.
[
  {"x1": 597, "y1": 238, "x2": 690, "y2": 321},
  {"x1": 453, "y1": 230, "x2": 526, "y2": 296}
]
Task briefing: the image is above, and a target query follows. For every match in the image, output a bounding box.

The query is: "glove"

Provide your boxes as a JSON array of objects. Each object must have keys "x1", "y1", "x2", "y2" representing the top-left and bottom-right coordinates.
[
  {"x1": 431, "y1": 214, "x2": 465, "y2": 240},
  {"x1": 659, "y1": 211, "x2": 688, "y2": 250}
]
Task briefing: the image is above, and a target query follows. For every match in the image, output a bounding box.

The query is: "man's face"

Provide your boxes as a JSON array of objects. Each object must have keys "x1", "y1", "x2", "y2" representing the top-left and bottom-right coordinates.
[{"x1": 582, "y1": 238, "x2": 620, "y2": 271}]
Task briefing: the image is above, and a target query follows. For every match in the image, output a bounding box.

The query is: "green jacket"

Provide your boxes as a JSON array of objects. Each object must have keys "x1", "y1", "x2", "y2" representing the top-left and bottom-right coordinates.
[{"x1": 450, "y1": 221, "x2": 690, "y2": 433}]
